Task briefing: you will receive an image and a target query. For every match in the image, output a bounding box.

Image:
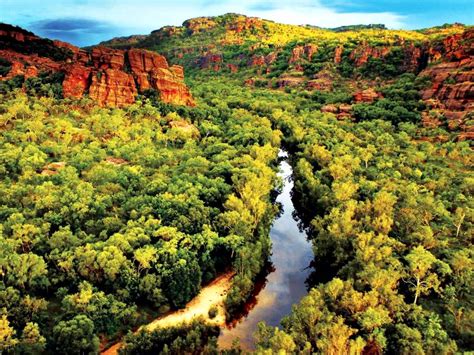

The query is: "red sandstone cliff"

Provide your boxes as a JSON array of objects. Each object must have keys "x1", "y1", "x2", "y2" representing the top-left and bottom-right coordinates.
[
  {"x1": 0, "y1": 25, "x2": 194, "y2": 107},
  {"x1": 419, "y1": 28, "x2": 474, "y2": 139}
]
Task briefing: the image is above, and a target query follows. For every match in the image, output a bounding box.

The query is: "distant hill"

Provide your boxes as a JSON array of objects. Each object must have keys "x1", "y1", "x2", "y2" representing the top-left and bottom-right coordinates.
[{"x1": 329, "y1": 24, "x2": 387, "y2": 32}]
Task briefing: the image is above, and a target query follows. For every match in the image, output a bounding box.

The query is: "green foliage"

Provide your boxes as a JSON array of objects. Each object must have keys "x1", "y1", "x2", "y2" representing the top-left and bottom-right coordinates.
[
  {"x1": 0, "y1": 88, "x2": 281, "y2": 350},
  {"x1": 359, "y1": 47, "x2": 406, "y2": 78},
  {"x1": 311, "y1": 90, "x2": 352, "y2": 105},
  {"x1": 0, "y1": 58, "x2": 12, "y2": 77},
  {"x1": 120, "y1": 318, "x2": 219, "y2": 354},
  {"x1": 0, "y1": 17, "x2": 472, "y2": 354},
  {"x1": 353, "y1": 74, "x2": 426, "y2": 124},
  {"x1": 24, "y1": 71, "x2": 65, "y2": 99},
  {"x1": 0, "y1": 75, "x2": 25, "y2": 94},
  {"x1": 330, "y1": 24, "x2": 387, "y2": 32},
  {"x1": 52, "y1": 315, "x2": 99, "y2": 354},
  {"x1": 264, "y1": 84, "x2": 472, "y2": 352}
]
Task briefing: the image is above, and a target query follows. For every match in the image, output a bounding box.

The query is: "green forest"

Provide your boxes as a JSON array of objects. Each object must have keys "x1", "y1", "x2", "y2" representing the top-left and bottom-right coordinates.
[{"x1": 0, "y1": 11, "x2": 473, "y2": 355}]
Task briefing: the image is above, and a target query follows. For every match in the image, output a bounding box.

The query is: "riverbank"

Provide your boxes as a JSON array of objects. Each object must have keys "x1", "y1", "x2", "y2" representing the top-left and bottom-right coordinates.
[
  {"x1": 101, "y1": 271, "x2": 235, "y2": 355},
  {"x1": 217, "y1": 153, "x2": 313, "y2": 350},
  {"x1": 102, "y1": 153, "x2": 313, "y2": 353}
]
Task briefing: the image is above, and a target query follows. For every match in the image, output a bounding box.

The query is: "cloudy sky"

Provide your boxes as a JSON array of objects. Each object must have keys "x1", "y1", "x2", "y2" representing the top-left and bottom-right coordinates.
[{"x1": 1, "y1": 0, "x2": 473, "y2": 46}]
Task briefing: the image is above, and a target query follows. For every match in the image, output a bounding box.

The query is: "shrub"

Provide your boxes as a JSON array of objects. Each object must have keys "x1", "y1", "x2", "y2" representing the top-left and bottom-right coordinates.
[{"x1": 208, "y1": 305, "x2": 218, "y2": 319}]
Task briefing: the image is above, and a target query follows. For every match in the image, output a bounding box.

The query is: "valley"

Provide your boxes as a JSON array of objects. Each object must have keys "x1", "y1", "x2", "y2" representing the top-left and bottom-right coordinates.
[{"x1": 0, "y1": 12, "x2": 472, "y2": 354}]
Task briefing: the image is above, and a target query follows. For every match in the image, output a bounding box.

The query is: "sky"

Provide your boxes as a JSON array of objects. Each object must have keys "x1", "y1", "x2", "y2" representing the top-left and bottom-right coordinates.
[{"x1": 1, "y1": 0, "x2": 473, "y2": 46}]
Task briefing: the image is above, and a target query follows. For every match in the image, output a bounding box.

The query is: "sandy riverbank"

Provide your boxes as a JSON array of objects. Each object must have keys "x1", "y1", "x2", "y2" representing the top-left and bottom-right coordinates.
[{"x1": 102, "y1": 272, "x2": 234, "y2": 355}]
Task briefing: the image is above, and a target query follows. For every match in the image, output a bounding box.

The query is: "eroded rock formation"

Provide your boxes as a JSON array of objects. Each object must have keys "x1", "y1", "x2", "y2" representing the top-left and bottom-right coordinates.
[
  {"x1": 0, "y1": 25, "x2": 194, "y2": 107},
  {"x1": 353, "y1": 88, "x2": 381, "y2": 103},
  {"x1": 419, "y1": 29, "x2": 474, "y2": 139}
]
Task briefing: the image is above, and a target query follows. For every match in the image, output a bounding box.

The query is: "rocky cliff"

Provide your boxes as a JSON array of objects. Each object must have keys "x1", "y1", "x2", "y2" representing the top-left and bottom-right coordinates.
[
  {"x1": 0, "y1": 24, "x2": 194, "y2": 107},
  {"x1": 419, "y1": 29, "x2": 474, "y2": 139}
]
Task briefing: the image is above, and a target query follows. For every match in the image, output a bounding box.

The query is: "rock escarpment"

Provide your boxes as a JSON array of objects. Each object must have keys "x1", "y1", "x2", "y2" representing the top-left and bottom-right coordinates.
[
  {"x1": 419, "y1": 29, "x2": 474, "y2": 139},
  {"x1": 0, "y1": 24, "x2": 194, "y2": 107}
]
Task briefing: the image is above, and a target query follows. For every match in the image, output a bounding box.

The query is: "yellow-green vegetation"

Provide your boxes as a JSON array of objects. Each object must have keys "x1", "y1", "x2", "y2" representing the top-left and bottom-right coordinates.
[
  {"x1": 103, "y1": 13, "x2": 469, "y2": 84},
  {"x1": 125, "y1": 13, "x2": 432, "y2": 51},
  {"x1": 258, "y1": 105, "x2": 472, "y2": 354},
  {"x1": 0, "y1": 90, "x2": 281, "y2": 353},
  {"x1": 186, "y1": 77, "x2": 473, "y2": 353},
  {"x1": 1, "y1": 14, "x2": 473, "y2": 354}
]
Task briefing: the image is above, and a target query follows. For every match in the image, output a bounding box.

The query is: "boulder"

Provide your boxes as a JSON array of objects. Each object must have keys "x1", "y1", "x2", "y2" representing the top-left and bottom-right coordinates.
[
  {"x1": 226, "y1": 16, "x2": 263, "y2": 33},
  {"x1": 41, "y1": 162, "x2": 66, "y2": 176},
  {"x1": 183, "y1": 17, "x2": 217, "y2": 34},
  {"x1": 321, "y1": 104, "x2": 338, "y2": 113},
  {"x1": 227, "y1": 64, "x2": 238, "y2": 73},
  {"x1": 250, "y1": 55, "x2": 265, "y2": 66},
  {"x1": 289, "y1": 46, "x2": 305, "y2": 63},
  {"x1": 304, "y1": 44, "x2": 318, "y2": 61},
  {"x1": 197, "y1": 53, "x2": 223, "y2": 70},
  {"x1": 265, "y1": 52, "x2": 278, "y2": 65},
  {"x1": 277, "y1": 76, "x2": 305, "y2": 88},
  {"x1": 105, "y1": 157, "x2": 129, "y2": 165}
]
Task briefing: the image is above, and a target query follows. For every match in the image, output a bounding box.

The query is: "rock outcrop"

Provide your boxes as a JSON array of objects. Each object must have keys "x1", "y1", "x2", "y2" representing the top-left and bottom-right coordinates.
[
  {"x1": 276, "y1": 75, "x2": 305, "y2": 88},
  {"x1": 226, "y1": 16, "x2": 263, "y2": 33},
  {"x1": 334, "y1": 46, "x2": 344, "y2": 64},
  {"x1": 88, "y1": 68, "x2": 138, "y2": 107},
  {"x1": 0, "y1": 24, "x2": 194, "y2": 107},
  {"x1": 353, "y1": 88, "x2": 381, "y2": 103},
  {"x1": 419, "y1": 28, "x2": 474, "y2": 139},
  {"x1": 349, "y1": 44, "x2": 391, "y2": 67},
  {"x1": 197, "y1": 53, "x2": 223, "y2": 71},
  {"x1": 62, "y1": 64, "x2": 92, "y2": 99},
  {"x1": 183, "y1": 17, "x2": 218, "y2": 34},
  {"x1": 321, "y1": 103, "x2": 353, "y2": 120},
  {"x1": 249, "y1": 55, "x2": 265, "y2": 67}
]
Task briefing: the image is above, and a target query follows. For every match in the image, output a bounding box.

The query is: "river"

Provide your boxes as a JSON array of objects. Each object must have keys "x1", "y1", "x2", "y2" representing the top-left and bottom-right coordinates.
[{"x1": 217, "y1": 150, "x2": 314, "y2": 350}]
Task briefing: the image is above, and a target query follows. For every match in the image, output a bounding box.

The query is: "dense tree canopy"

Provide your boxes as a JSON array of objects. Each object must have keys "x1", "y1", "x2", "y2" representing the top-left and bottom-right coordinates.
[
  {"x1": 0, "y1": 18, "x2": 472, "y2": 353},
  {"x1": 0, "y1": 89, "x2": 281, "y2": 351}
]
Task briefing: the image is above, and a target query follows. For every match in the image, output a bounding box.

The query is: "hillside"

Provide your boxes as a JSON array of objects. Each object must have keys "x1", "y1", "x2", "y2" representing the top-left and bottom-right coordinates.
[{"x1": 100, "y1": 13, "x2": 473, "y2": 140}]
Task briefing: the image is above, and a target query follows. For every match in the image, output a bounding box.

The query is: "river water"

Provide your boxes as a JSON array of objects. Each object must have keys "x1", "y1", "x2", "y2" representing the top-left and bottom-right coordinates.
[{"x1": 217, "y1": 151, "x2": 314, "y2": 350}]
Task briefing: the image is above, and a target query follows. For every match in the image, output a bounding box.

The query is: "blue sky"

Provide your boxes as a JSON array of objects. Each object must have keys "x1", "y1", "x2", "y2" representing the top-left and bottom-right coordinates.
[{"x1": 1, "y1": 0, "x2": 473, "y2": 46}]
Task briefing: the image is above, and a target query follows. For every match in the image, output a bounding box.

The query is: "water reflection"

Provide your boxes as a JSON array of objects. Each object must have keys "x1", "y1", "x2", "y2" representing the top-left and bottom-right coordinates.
[{"x1": 217, "y1": 151, "x2": 314, "y2": 350}]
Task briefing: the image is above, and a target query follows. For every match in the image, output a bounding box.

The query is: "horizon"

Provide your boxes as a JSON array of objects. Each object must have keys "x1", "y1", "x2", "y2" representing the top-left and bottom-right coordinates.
[{"x1": 1, "y1": 0, "x2": 473, "y2": 46}]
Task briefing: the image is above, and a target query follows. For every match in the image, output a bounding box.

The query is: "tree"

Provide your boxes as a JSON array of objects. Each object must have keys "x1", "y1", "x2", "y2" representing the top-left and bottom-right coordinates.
[
  {"x1": 62, "y1": 282, "x2": 136, "y2": 335},
  {"x1": 52, "y1": 315, "x2": 99, "y2": 354},
  {"x1": 255, "y1": 326, "x2": 297, "y2": 354},
  {"x1": 134, "y1": 245, "x2": 158, "y2": 274},
  {"x1": 404, "y1": 246, "x2": 448, "y2": 305},
  {"x1": 19, "y1": 322, "x2": 46, "y2": 354},
  {"x1": 0, "y1": 315, "x2": 18, "y2": 352},
  {"x1": 162, "y1": 250, "x2": 202, "y2": 308},
  {"x1": 452, "y1": 207, "x2": 466, "y2": 238}
]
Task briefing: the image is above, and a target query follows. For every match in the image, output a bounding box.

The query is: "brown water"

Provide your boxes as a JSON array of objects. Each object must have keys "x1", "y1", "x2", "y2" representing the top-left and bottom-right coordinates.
[{"x1": 217, "y1": 151, "x2": 314, "y2": 350}]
